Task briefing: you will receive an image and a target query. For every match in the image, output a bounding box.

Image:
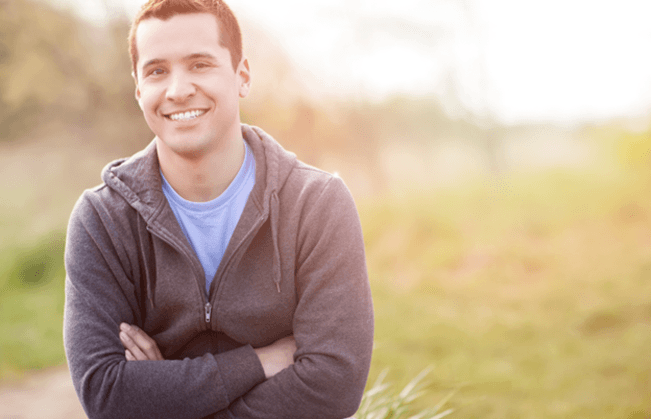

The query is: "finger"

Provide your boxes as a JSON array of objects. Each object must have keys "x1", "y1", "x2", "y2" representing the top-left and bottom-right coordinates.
[
  {"x1": 120, "y1": 323, "x2": 163, "y2": 360},
  {"x1": 120, "y1": 331, "x2": 149, "y2": 360},
  {"x1": 128, "y1": 324, "x2": 164, "y2": 360},
  {"x1": 125, "y1": 349, "x2": 136, "y2": 361},
  {"x1": 122, "y1": 324, "x2": 164, "y2": 360}
]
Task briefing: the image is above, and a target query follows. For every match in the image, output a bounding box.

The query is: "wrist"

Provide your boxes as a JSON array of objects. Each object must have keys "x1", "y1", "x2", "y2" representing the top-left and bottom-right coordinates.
[
  {"x1": 253, "y1": 347, "x2": 271, "y2": 379},
  {"x1": 215, "y1": 345, "x2": 266, "y2": 402}
]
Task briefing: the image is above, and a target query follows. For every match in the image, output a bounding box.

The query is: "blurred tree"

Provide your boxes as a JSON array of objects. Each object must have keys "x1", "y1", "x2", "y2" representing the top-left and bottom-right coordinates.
[
  {"x1": 0, "y1": 0, "x2": 149, "y2": 151},
  {"x1": 0, "y1": 0, "x2": 84, "y2": 140},
  {"x1": 0, "y1": 0, "x2": 498, "y2": 192}
]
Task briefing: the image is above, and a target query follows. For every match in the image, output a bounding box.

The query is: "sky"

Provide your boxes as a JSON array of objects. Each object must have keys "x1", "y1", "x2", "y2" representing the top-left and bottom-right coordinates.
[{"x1": 52, "y1": 0, "x2": 651, "y2": 126}]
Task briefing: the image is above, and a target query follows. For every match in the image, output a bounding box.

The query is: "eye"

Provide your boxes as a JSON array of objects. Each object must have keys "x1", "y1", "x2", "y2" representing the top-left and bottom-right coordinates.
[
  {"x1": 145, "y1": 68, "x2": 166, "y2": 77},
  {"x1": 193, "y1": 62, "x2": 210, "y2": 70}
]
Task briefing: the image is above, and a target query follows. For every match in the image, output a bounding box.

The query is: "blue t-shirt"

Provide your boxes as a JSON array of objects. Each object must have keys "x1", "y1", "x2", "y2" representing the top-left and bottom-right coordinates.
[{"x1": 161, "y1": 142, "x2": 256, "y2": 295}]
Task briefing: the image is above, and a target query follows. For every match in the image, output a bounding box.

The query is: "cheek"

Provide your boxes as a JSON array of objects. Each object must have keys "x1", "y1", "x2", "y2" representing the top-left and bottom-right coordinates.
[
  {"x1": 138, "y1": 85, "x2": 162, "y2": 112},
  {"x1": 138, "y1": 93, "x2": 163, "y2": 130}
]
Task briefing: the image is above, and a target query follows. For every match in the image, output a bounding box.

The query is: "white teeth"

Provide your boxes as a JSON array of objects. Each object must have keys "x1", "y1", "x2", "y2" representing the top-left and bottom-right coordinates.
[{"x1": 168, "y1": 109, "x2": 206, "y2": 121}]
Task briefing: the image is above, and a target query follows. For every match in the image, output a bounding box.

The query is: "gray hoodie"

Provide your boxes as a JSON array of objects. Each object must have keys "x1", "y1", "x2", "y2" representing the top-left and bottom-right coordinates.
[{"x1": 63, "y1": 125, "x2": 374, "y2": 419}]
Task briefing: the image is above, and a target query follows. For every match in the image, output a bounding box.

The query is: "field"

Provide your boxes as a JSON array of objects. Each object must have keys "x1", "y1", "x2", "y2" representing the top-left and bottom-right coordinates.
[
  {"x1": 362, "y1": 168, "x2": 651, "y2": 418},
  {"x1": 1, "y1": 143, "x2": 650, "y2": 418}
]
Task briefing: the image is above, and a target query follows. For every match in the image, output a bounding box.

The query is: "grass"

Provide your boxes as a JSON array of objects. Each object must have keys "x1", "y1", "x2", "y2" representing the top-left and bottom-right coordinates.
[
  {"x1": 1, "y1": 164, "x2": 650, "y2": 418},
  {"x1": 354, "y1": 367, "x2": 454, "y2": 419},
  {"x1": 359, "y1": 168, "x2": 651, "y2": 418},
  {"x1": 0, "y1": 230, "x2": 67, "y2": 381}
]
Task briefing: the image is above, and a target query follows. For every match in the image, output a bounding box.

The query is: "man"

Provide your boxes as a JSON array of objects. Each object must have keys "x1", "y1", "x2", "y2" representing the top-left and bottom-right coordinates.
[{"x1": 63, "y1": 0, "x2": 374, "y2": 418}]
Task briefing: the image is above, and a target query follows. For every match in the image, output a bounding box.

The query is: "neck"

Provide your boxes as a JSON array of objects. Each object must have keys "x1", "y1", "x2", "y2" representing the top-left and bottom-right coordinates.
[{"x1": 156, "y1": 132, "x2": 245, "y2": 202}]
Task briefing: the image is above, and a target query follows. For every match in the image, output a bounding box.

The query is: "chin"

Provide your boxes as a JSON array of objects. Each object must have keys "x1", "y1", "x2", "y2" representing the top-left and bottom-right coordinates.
[
  {"x1": 156, "y1": 134, "x2": 205, "y2": 157},
  {"x1": 174, "y1": 142, "x2": 212, "y2": 158}
]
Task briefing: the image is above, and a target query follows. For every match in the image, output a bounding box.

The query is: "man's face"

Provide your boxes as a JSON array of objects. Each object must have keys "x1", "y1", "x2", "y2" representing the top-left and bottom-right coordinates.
[{"x1": 134, "y1": 13, "x2": 250, "y2": 157}]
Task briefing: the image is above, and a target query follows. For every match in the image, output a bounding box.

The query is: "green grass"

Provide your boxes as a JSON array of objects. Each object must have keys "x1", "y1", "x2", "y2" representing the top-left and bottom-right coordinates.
[
  {"x1": 354, "y1": 367, "x2": 455, "y2": 419},
  {"x1": 1, "y1": 166, "x2": 651, "y2": 418},
  {"x1": 0, "y1": 230, "x2": 67, "y2": 381},
  {"x1": 360, "y1": 168, "x2": 651, "y2": 419}
]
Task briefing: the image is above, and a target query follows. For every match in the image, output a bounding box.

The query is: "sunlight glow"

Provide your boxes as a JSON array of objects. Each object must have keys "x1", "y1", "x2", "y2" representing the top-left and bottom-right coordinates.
[{"x1": 65, "y1": 0, "x2": 651, "y2": 124}]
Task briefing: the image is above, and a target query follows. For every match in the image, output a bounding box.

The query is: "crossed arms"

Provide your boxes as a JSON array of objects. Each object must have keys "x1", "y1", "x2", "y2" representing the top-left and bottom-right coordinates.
[
  {"x1": 64, "y1": 177, "x2": 374, "y2": 419},
  {"x1": 119, "y1": 323, "x2": 297, "y2": 380}
]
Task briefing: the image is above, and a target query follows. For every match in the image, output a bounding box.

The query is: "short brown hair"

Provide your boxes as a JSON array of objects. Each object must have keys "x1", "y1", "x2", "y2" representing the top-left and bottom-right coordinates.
[{"x1": 128, "y1": 0, "x2": 243, "y2": 77}]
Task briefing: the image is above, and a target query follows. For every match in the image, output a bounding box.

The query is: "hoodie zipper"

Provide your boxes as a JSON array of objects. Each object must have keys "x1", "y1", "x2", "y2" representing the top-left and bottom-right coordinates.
[
  {"x1": 209, "y1": 212, "x2": 268, "y2": 307},
  {"x1": 149, "y1": 211, "x2": 268, "y2": 330},
  {"x1": 204, "y1": 302, "x2": 212, "y2": 323},
  {"x1": 147, "y1": 193, "x2": 274, "y2": 329},
  {"x1": 147, "y1": 226, "x2": 213, "y2": 329}
]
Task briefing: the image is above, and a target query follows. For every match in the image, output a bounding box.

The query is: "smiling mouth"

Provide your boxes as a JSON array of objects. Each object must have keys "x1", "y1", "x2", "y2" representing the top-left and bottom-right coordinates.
[{"x1": 165, "y1": 109, "x2": 208, "y2": 121}]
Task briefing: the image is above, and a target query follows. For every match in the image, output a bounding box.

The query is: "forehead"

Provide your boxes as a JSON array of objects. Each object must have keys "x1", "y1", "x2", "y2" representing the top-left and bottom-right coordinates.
[{"x1": 136, "y1": 13, "x2": 224, "y2": 65}]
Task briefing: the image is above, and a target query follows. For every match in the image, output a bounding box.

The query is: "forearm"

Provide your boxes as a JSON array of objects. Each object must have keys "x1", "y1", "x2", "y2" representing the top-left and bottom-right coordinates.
[
  {"x1": 64, "y1": 282, "x2": 265, "y2": 419},
  {"x1": 64, "y1": 195, "x2": 268, "y2": 419},
  {"x1": 215, "y1": 349, "x2": 372, "y2": 419},
  {"x1": 216, "y1": 288, "x2": 374, "y2": 418}
]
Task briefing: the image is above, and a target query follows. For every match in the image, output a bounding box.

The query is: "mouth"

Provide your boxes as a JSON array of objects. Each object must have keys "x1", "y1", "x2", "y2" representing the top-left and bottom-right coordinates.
[{"x1": 164, "y1": 109, "x2": 208, "y2": 121}]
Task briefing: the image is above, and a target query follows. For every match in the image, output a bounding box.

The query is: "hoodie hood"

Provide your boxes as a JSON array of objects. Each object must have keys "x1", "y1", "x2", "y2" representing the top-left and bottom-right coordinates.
[
  {"x1": 101, "y1": 124, "x2": 297, "y2": 218},
  {"x1": 100, "y1": 124, "x2": 298, "y2": 296}
]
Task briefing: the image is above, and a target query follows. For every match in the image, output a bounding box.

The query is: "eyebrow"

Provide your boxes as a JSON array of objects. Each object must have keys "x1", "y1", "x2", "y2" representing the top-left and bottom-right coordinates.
[
  {"x1": 186, "y1": 53, "x2": 217, "y2": 61},
  {"x1": 141, "y1": 53, "x2": 218, "y2": 70}
]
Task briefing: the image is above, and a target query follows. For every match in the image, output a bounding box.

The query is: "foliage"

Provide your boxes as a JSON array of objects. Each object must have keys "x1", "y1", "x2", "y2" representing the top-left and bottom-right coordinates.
[
  {"x1": 360, "y1": 168, "x2": 651, "y2": 418},
  {"x1": 0, "y1": 230, "x2": 67, "y2": 380},
  {"x1": 355, "y1": 368, "x2": 455, "y2": 419},
  {"x1": 1, "y1": 230, "x2": 65, "y2": 292},
  {"x1": 1, "y1": 0, "x2": 492, "y2": 179},
  {"x1": 0, "y1": 0, "x2": 148, "y2": 149}
]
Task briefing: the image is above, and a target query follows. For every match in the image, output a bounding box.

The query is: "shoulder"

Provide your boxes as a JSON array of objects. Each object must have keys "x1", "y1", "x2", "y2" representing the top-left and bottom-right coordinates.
[
  {"x1": 275, "y1": 160, "x2": 361, "y2": 242},
  {"x1": 67, "y1": 183, "x2": 140, "y2": 249},
  {"x1": 70, "y1": 184, "x2": 131, "y2": 224},
  {"x1": 281, "y1": 159, "x2": 356, "y2": 212}
]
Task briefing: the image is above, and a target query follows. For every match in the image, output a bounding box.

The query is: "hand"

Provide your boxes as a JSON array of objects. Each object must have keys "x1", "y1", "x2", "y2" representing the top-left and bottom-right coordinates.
[
  {"x1": 253, "y1": 335, "x2": 297, "y2": 379},
  {"x1": 119, "y1": 323, "x2": 164, "y2": 361}
]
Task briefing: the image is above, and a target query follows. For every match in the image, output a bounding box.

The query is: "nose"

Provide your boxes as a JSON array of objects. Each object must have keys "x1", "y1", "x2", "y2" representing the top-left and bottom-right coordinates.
[{"x1": 165, "y1": 71, "x2": 196, "y2": 102}]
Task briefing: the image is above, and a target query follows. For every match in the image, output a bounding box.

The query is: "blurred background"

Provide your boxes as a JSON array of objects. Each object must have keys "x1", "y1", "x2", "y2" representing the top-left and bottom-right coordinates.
[{"x1": 1, "y1": 0, "x2": 651, "y2": 417}]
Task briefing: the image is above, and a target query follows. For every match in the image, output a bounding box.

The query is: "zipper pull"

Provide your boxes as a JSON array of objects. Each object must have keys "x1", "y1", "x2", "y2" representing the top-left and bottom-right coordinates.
[{"x1": 205, "y1": 302, "x2": 212, "y2": 323}]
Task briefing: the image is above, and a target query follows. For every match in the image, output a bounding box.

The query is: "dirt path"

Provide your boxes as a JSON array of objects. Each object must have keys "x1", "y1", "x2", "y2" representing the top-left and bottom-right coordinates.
[{"x1": 0, "y1": 365, "x2": 86, "y2": 419}]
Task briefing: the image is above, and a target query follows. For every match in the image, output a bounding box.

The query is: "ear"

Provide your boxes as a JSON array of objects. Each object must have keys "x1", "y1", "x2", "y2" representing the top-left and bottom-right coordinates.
[
  {"x1": 134, "y1": 85, "x2": 144, "y2": 110},
  {"x1": 133, "y1": 72, "x2": 143, "y2": 110},
  {"x1": 237, "y1": 57, "x2": 251, "y2": 98}
]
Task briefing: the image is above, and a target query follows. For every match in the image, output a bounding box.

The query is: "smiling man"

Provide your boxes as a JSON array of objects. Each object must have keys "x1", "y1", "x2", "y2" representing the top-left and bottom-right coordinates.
[{"x1": 63, "y1": 1, "x2": 373, "y2": 418}]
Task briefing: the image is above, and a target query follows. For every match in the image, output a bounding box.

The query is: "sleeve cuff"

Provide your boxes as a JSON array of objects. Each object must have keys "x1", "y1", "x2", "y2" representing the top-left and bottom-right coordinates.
[{"x1": 214, "y1": 344, "x2": 266, "y2": 404}]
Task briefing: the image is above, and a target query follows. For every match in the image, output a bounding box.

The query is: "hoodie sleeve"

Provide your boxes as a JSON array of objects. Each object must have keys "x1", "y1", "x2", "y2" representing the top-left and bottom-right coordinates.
[
  {"x1": 214, "y1": 176, "x2": 374, "y2": 419},
  {"x1": 63, "y1": 191, "x2": 266, "y2": 419}
]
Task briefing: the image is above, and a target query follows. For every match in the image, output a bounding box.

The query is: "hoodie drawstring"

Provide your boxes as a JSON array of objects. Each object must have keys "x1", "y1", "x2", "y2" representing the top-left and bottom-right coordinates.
[
  {"x1": 270, "y1": 192, "x2": 282, "y2": 293},
  {"x1": 137, "y1": 216, "x2": 156, "y2": 309}
]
